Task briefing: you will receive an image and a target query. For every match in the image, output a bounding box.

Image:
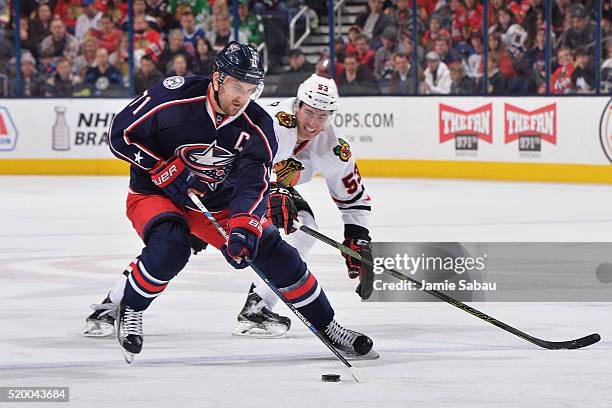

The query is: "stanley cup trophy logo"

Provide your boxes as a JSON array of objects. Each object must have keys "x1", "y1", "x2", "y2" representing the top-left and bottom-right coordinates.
[{"x1": 52, "y1": 106, "x2": 70, "y2": 151}]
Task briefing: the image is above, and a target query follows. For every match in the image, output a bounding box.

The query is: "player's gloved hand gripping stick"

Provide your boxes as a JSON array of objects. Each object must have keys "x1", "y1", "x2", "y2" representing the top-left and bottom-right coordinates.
[
  {"x1": 291, "y1": 220, "x2": 601, "y2": 350},
  {"x1": 187, "y1": 192, "x2": 360, "y2": 382}
]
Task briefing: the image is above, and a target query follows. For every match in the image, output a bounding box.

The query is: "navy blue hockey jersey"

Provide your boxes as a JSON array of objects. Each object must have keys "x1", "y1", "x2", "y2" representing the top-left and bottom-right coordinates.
[{"x1": 108, "y1": 75, "x2": 277, "y2": 218}]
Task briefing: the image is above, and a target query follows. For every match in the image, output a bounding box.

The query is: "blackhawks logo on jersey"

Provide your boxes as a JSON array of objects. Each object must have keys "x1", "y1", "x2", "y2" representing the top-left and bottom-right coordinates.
[
  {"x1": 273, "y1": 158, "x2": 304, "y2": 187},
  {"x1": 275, "y1": 111, "x2": 297, "y2": 128},
  {"x1": 333, "y1": 138, "x2": 352, "y2": 162}
]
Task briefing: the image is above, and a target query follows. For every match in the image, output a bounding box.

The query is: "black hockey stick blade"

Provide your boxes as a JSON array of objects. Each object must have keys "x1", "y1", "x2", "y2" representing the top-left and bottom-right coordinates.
[{"x1": 531, "y1": 333, "x2": 601, "y2": 350}]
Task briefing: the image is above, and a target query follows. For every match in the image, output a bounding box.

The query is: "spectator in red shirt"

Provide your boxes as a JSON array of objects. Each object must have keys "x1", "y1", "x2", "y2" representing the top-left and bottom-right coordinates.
[
  {"x1": 551, "y1": 47, "x2": 575, "y2": 94},
  {"x1": 452, "y1": 0, "x2": 483, "y2": 44},
  {"x1": 88, "y1": 13, "x2": 121, "y2": 54},
  {"x1": 354, "y1": 34, "x2": 376, "y2": 71},
  {"x1": 133, "y1": 13, "x2": 162, "y2": 62},
  {"x1": 54, "y1": 0, "x2": 84, "y2": 32},
  {"x1": 345, "y1": 25, "x2": 361, "y2": 55}
]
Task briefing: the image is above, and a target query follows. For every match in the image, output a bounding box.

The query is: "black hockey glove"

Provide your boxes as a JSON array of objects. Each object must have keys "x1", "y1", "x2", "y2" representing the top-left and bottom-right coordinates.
[
  {"x1": 266, "y1": 183, "x2": 298, "y2": 234},
  {"x1": 342, "y1": 224, "x2": 374, "y2": 300},
  {"x1": 189, "y1": 234, "x2": 208, "y2": 255}
]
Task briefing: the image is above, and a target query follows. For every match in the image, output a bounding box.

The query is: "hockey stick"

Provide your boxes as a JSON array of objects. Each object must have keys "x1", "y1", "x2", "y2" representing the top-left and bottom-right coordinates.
[
  {"x1": 293, "y1": 221, "x2": 601, "y2": 350},
  {"x1": 187, "y1": 192, "x2": 360, "y2": 382}
]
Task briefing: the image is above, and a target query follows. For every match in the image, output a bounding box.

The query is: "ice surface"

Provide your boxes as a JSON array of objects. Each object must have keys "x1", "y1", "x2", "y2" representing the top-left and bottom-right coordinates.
[{"x1": 0, "y1": 177, "x2": 610, "y2": 407}]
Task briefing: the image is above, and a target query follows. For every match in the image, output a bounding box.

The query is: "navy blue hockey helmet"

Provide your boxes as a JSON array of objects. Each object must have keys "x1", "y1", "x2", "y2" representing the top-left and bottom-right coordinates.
[{"x1": 213, "y1": 41, "x2": 265, "y2": 86}]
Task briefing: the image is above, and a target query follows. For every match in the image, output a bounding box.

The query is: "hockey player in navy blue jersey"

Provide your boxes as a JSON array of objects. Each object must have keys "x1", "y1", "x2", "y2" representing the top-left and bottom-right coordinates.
[{"x1": 83, "y1": 42, "x2": 375, "y2": 363}]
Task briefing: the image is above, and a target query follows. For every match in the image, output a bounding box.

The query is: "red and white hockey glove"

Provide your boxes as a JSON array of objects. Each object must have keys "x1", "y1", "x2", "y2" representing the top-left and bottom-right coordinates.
[
  {"x1": 150, "y1": 156, "x2": 204, "y2": 208},
  {"x1": 221, "y1": 214, "x2": 263, "y2": 269},
  {"x1": 342, "y1": 224, "x2": 374, "y2": 300}
]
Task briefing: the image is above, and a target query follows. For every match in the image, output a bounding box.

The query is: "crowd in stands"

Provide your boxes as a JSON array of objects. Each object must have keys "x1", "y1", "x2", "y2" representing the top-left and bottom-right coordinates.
[
  {"x1": 0, "y1": 0, "x2": 611, "y2": 97},
  {"x1": 309, "y1": 0, "x2": 609, "y2": 95},
  {"x1": 0, "y1": 0, "x2": 266, "y2": 96}
]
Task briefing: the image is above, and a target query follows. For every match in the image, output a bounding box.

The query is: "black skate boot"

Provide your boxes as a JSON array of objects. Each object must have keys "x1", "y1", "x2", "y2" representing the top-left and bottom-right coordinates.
[
  {"x1": 116, "y1": 302, "x2": 143, "y2": 364},
  {"x1": 233, "y1": 285, "x2": 291, "y2": 338},
  {"x1": 83, "y1": 295, "x2": 116, "y2": 337},
  {"x1": 323, "y1": 320, "x2": 378, "y2": 360}
]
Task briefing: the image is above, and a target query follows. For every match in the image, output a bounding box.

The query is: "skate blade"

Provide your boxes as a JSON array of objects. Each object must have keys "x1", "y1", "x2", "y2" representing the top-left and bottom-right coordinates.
[
  {"x1": 339, "y1": 349, "x2": 380, "y2": 361},
  {"x1": 83, "y1": 321, "x2": 115, "y2": 337},
  {"x1": 121, "y1": 349, "x2": 135, "y2": 364},
  {"x1": 232, "y1": 321, "x2": 288, "y2": 338}
]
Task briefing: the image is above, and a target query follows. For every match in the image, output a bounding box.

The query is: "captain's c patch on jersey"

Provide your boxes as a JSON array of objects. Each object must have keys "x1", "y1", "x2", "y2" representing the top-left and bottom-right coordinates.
[
  {"x1": 333, "y1": 138, "x2": 352, "y2": 162},
  {"x1": 275, "y1": 111, "x2": 297, "y2": 128}
]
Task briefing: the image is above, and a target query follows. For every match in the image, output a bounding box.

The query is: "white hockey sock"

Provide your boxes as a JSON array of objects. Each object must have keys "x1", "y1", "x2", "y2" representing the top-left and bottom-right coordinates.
[{"x1": 108, "y1": 273, "x2": 127, "y2": 305}]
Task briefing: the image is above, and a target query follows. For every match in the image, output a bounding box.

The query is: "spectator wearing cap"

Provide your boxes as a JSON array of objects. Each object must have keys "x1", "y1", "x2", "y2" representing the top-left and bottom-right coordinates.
[
  {"x1": 192, "y1": 37, "x2": 216, "y2": 76},
  {"x1": 237, "y1": 0, "x2": 264, "y2": 45},
  {"x1": 75, "y1": 0, "x2": 102, "y2": 41},
  {"x1": 206, "y1": 11, "x2": 247, "y2": 53},
  {"x1": 168, "y1": 0, "x2": 210, "y2": 25},
  {"x1": 159, "y1": 29, "x2": 192, "y2": 74},
  {"x1": 11, "y1": 51, "x2": 46, "y2": 96},
  {"x1": 88, "y1": 13, "x2": 121, "y2": 54},
  {"x1": 44, "y1": 57, "x2": 82, "y2": 97},
  {"x1": 449, "y1": 62, "x2": 476, "y2": 94},
  {"x1": 135, "y1": 54, "x2": 163, "y2": 94},
  {"x1": 558, "y1": 3, "x2": 595, "y2": 56},
  {"x1": 279, "y1": 48, "x2": 315, "y2": 95},
  {"x1": 571, "y1": 46, "x2": 595, "y2": 93},
  {"x1": 422, "y1": 14, "x2": 450, "y2": 51},
  {"x1": 337, "y1": 52, "x2": 379, "y2": 95},
  {"x1": 40, "y1": 17, "x2": 79, "y2": 63},
  {"x1": 355, "y1": 0, "x2": 395, "y2": 45},
  {"x1": 374, "y1": 26, "x2": 400, "y2": 80},
  {"x1": 466, "y1": 29, "x2": 484, "y2": 80},
  {"x1": 551, "y1": 47, "x2": 574, "y2": 94},
  {"x1": 353, "y1": 34, "x2": 376, "y2": 71},
  {"x1": 421, "y1": 50, "x2": 451, "y2": 94},
  {"x1": 84, "y1": 47, "x2": 124, "y2": 95},
  {"x1": 180, "y1": 11, "x2": 205, "y2": 56},
  {"x1": 385, "y1": 51, "x2": 414, "y2": 95}
]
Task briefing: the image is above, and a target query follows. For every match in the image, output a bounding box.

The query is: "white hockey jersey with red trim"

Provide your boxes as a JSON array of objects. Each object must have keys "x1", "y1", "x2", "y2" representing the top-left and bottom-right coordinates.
[{"x1": 265, "y1": 97, "x2": 371, "y2": 229}]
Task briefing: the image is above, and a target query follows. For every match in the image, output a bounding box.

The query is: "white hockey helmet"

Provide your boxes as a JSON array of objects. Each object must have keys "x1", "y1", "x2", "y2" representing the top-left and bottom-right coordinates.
[{"x1": 296, "y1": 74, "x2": 339, "y2": 112}]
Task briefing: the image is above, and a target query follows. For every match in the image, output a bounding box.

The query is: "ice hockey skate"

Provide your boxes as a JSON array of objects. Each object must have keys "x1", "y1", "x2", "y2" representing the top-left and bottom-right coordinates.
[
  {"x1": 233, "y1": 286, "x2": 291, "y2": 338},
  {"x1": 323, "y1": 319, "x2": 378, "y2": 360},
  {"x1": 116, "y1": 302, "x2": 143, "y2": 364},
  {"x1": 83, "y1": 295, "x2": 116, "y2": 337}
]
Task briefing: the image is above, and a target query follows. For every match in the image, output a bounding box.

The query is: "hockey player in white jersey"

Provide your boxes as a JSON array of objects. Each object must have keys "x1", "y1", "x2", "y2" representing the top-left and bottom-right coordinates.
[{"x1": 234, "y1": 74, "x2": 374, "y2": 337}]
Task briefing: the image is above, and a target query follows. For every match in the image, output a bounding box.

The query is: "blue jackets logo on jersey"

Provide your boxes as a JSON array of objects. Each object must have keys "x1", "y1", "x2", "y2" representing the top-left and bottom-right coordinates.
[{"x1": 176, "y1": 141, "x2": 236, "y2": 191}]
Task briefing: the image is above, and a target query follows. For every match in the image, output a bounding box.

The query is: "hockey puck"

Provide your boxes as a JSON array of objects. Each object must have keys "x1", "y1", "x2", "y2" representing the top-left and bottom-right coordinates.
[
  {"x1": 596, "y1": 262, "x2": 612, "y2": 283},
  {"x1": 321, "y1": 374, "x2": 341, "y2": 382}
]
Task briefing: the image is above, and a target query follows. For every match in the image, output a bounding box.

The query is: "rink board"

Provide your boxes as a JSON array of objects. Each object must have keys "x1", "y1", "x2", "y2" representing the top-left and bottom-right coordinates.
[{"x1": 1, "y1": 96, "x2": 612, "y2": 182}]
